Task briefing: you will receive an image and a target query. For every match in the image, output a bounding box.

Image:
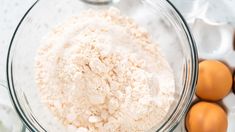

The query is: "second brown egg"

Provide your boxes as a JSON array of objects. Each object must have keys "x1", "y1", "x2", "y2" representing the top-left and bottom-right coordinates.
[{"x1": 196, "y1": 60, "x2": 232, "y2": 101}]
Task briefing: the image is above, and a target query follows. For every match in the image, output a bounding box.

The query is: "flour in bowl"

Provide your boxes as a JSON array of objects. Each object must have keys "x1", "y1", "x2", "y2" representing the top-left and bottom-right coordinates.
[{"x1": 35, "y1": 7, "x2": 175, "y2": 132}]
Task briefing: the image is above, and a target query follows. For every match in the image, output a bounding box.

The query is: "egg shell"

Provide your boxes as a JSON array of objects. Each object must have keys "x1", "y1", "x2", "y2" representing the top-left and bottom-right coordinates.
[
  {"x1": 196, "y1": 60, "x2": 232, "y2": 101},
  {"x1": 186, "y1": 101, "x2": 228, "y2": 132}
]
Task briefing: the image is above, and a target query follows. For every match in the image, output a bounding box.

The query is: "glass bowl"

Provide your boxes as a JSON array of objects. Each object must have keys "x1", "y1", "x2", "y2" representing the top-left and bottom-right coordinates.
[{"x1": 6, "y1": 0, "x2": 198, "y2": 131}]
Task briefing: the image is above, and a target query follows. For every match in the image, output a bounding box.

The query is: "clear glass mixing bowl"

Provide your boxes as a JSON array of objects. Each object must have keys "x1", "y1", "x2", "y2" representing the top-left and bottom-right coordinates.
[{"x1": 6, "y1": 0, "x2": 198, "y2": 131}]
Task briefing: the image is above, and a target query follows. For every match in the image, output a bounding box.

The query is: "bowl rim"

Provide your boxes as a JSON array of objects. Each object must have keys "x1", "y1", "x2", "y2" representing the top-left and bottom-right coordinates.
[
  {"x1": 156, "y1": 0, "x2": 198, "y2": 131},
  {"x1": 6, "y1": 0, "x2": 198, "y2": 131}
]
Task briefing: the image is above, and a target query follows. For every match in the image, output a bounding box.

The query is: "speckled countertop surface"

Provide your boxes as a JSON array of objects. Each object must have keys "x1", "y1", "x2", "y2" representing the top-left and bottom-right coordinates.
[
  {"x1": 0, "y1": 0, "x2": 35, "y2": 81},
  {"x1": 0, "y1": 0, "x2": 36, "y2": 131}
]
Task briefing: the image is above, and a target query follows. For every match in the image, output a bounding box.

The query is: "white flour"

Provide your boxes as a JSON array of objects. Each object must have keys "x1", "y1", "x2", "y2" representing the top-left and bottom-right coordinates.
[{"x1": 35, "y1": 8, "x2": 175, "y2": 132}]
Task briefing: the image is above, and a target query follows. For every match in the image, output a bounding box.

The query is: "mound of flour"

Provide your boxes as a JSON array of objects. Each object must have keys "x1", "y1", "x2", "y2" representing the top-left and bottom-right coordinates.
[{"x1": 35, "y1": 8, "x2": 175, "y2": 132}]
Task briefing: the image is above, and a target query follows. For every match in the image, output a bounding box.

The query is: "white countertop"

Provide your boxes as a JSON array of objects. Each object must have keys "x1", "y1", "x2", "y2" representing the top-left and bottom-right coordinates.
[{"x1": 0, "y1": 0, "x2": 35, "y2": 81}]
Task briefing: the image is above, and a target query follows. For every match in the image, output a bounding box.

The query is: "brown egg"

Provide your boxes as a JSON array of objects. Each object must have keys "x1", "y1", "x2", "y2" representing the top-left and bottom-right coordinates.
[
  {"x1": 196, "y1": 60, "x2": 232, "y2": 101},
  {"x1": 186, "y1": 102, "x2": 227, "y2": 132}
]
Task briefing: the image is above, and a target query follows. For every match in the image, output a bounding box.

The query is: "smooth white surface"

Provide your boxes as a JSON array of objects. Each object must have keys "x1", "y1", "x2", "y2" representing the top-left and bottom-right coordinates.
[
  {"x1": 0, "y1": 0, "x2": 36, "y2": 131},
  {"x1": 0, "y1": 0, "x2": 35, "y2": 82},
  {"x1": 170, "y1": 0, "x2": 235, "y2": 25}
]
